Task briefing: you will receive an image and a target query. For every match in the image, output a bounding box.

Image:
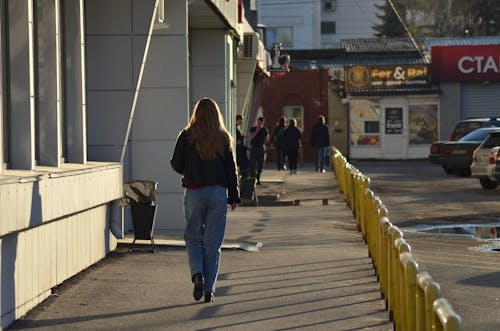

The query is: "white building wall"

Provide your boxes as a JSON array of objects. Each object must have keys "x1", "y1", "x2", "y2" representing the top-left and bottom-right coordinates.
[
  {"x1": 257, "y1": 0, "x2": 383, "y2": 50},
  {"x1": 321, "y1": 0, "x2": 384, "y2": 48},
  {"x1": 85, "y1": 0, "x2": 190, "y2": 232},
  {"x1": 257, "y1": 0, "x2": 320, "y2": 49},
  {"x1": 0, "y1": 0, "x2": 123, "y2": 328}
]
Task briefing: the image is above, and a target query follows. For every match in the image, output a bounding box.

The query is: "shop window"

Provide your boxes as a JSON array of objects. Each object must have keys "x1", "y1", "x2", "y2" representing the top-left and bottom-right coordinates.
[
  {"x1": 283, "y1": 105, "x2": 303, "y2": 131},
  {"x1": 409, "y1": 104, "x2": 438, "y2": 144},
  {"x1": 350, "y1": 99, "x2": 380, "y2": 146}
]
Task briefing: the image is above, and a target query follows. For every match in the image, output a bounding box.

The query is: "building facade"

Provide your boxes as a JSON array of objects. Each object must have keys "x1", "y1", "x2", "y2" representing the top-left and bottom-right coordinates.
[
  {"x1": 0, "y1": 0, "x2": 264, "y2": 328},
  {"x1": 256, "y1": 0, "x2": 383, "y2": 49}
]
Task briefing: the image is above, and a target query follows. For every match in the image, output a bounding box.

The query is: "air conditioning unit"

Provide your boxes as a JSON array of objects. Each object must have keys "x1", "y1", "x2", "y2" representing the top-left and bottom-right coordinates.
[
  {"x1": 241, "y1": 32, "x2": 259, "y2": 59},
  {"x1": 323, "y1": 0, "x2": 337, "y2": 12}
]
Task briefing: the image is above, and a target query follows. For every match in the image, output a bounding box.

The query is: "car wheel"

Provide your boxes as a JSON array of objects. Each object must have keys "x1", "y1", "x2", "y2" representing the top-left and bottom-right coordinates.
[
  {"x1": 442, "y1": 165, "x2": 454, "y2": 174},
  {"x1": 479, "y1": 178, "x2": 498, "y2": 190}
]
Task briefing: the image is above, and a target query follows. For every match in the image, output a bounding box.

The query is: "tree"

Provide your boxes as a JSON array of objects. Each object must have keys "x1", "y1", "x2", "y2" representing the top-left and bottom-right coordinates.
[
  {"x1": 373, "y1": 0, "x2": 407, "y2": 38},
  {"x1": 467, "y1": 0, "x2": 499, "y2": 36}
]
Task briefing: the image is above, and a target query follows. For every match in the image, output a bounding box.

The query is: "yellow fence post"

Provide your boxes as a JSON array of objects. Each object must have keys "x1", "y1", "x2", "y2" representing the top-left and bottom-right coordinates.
[
  {"x1": 433, "y1": 298, "x2": 462, "y2": 331},
  {"x1": 379, "y1": 216, "x2": 392, "y2": 307},
  {"x1": 394, "y1": 237, "x2": 411, "y2": 330},
  {"x1": 400, "y1": 251, "x2": 419, "y2": 331},
  {"x1": 417, "y1": 271, "x2": 441, "y2": 331},
  {"x1": 387, "y1": 226, "x2": 403, "y2": 323}
]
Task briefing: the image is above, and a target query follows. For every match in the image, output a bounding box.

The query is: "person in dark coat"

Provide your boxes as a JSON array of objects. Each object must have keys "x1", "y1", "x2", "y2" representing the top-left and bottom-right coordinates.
[
  {"x1": 280, "y1": 118, "x2": 302, "y2": 174},
  {"x1": 311, "y1": 115, "x2": 330, "y2": 172},
  {"x1": 270, "y1": 116, "x2": 287, "y2": 170},
  {"x1": 248, "y1": 116, "x2": 269, "y2": 184},
  {"x1": 235, "y1": 114, "x2": 249, "y2": 172}
]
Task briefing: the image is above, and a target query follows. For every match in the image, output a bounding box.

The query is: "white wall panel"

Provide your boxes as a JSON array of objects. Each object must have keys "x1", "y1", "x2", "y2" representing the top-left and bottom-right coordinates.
[
  {"x1": 86, "y1": 91, "x2": 133, "y2": 146},
  {"x1": 132, "y1": 35, "x2": 188, "y2": 88},
  {"x1": 133, "y1": 88, "x2": 188, "y2": 141},
  {"x1": 86, "y1": 36, "x2": 133, "y2": 91},
  {"x1": 1, "y1": 204, "x2": 117, "y2": 328},
  {"x1": 85, "y1": 0, "x2": 132, "y2": 35},
  {"x1": 191, "y1": 66, "x2": 226, "y2": 102}
]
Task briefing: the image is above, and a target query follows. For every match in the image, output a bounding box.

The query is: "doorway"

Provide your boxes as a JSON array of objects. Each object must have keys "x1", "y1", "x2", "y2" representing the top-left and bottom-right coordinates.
[{"x1": 382, "y1": 106, "x2": 407, "y2": 159}]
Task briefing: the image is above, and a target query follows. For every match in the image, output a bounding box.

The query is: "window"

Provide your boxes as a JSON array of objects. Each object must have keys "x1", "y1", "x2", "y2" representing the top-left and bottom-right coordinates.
[
  {"x1": 321, "y1": 21, "x2": 336, "y2": 34},
  {"x1": 323, "y1": 0, "x2": 336, "y2": 12},
  {"x1": 350, "y1": 99, "x2": 380, "y2": 146},
  {"x1": 409, "y1": 104, "x2": 438, "y2": 144},
  {"x1": 265, "y1": 27, "x2": 293, "y2": 49},
  {"x1": 283, "y1": 105, "x2": 303, "y2": 131}
]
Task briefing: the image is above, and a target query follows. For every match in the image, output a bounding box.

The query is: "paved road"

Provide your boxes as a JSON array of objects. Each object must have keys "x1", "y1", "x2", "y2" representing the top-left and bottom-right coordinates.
[{"x1": 352, "y1": 159, "x2": 500, "y2": 331}]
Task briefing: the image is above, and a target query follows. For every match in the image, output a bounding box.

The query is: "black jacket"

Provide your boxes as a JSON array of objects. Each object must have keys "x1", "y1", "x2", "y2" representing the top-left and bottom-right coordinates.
[
  {"x1": 311, "y1": 123, "x2": 330, "y2": 148},
  {"x1": 281, "y1": 126, "x2": 302, "y2": 150},
  {"x1": 170, "y1": 130, "x2": 241, "y2": 204}
]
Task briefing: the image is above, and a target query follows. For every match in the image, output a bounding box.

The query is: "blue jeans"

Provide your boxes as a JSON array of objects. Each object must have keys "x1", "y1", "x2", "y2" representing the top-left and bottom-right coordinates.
[
  {"x1": 184, "y1": 185, "x2": 227, "y2": 294},
  {"x1": 315, "y1": 147, "x2": 328, "y2": 171}
]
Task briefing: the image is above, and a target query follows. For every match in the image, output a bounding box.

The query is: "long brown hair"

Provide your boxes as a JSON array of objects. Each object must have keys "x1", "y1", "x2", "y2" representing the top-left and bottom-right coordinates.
[{"x1": 185, "y1": 97, "x2": 233, "y2": 160}]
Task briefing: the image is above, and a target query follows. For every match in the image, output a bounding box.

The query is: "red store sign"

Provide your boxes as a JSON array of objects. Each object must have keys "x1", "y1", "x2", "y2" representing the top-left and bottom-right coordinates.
[{"x1": 431, "y1": 45, "x2": 500, "y2": 82}]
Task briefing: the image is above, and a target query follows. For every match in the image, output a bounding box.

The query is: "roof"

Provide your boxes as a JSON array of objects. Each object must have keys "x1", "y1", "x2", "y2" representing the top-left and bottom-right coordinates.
[
  {"x1": 426, "y1": 36, "x2": 500, "y2": 48},
  {"x1": 342, "y1": 37, "x2": 426, "y2": 53}
]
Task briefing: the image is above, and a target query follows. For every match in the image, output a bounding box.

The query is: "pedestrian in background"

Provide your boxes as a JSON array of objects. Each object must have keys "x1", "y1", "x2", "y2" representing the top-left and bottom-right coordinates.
[
  {"x1": 170, "y1": 97, "x2": 240, "y2": 303},
  {"x1": 235, "y1": 114, "x2": 249, "y2": 172},
  {"x1": 248, "y1": 116, "x2": 269, "y2": 185},
  {"x1": 311, "y1": 115, "x2": 330, "y2": 172},
  {"x1": 281, "y1": 118, "x2": 302, "y2": 174},
  {"x1": 271, "y1": 116, "x2": 287, "y2": 171}
]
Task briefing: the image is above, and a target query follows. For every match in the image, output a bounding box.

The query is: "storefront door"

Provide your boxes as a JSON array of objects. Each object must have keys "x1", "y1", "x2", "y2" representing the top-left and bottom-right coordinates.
[{"x1": 383, "y1": 106, "x2": 407, "y2": 159}]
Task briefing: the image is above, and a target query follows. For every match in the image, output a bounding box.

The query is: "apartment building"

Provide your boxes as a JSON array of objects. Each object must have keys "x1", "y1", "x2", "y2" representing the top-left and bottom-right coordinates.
[{"x1": 256, "y1": 0, "x2": 384, "y2": 49}]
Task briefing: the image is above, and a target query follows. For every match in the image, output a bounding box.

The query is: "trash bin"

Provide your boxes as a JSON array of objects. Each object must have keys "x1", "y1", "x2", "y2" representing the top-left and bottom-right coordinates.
[
  {"x1": 121, "y1": 180, "x2": 158, "y2": 252},
  {"x1": 239, "y1": 169, "x2": 257, "y2": 202}
]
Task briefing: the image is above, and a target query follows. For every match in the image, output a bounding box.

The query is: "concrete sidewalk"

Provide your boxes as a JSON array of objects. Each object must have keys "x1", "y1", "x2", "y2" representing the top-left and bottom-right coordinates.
[{"x1": 9, "y1": 165, "x2": 392, "y2": 331}]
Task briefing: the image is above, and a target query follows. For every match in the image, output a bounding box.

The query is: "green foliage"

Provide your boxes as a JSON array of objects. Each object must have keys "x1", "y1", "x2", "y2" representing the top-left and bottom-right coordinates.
[{"x1": 373, "y1": 0, "x2": 406, "y2": 38}]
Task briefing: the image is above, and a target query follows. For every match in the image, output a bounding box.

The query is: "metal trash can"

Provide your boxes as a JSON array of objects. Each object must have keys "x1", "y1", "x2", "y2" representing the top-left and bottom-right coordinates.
[
  {"x1": 239, "y1": 169, "x2": 257, "y2": 201},
  {"x1": 121, "y1": 180, "x2": 158, "y2": 252}
]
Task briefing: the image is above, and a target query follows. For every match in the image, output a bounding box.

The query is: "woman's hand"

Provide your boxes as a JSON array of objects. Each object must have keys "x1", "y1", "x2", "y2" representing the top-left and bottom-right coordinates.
[{"x1": 231, "y1": 202, "x2": 238, "y2": 211}]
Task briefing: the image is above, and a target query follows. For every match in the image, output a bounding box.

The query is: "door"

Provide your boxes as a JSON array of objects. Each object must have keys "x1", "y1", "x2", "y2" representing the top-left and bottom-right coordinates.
[{"x1": 383, "y1": 106, "x2": 407, "y2": 159}]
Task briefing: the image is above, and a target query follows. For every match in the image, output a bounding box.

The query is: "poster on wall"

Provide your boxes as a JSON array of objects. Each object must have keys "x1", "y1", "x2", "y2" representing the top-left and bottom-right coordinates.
[{"x1": 385, "y1": 107, "x2": 403, "y2": 134}]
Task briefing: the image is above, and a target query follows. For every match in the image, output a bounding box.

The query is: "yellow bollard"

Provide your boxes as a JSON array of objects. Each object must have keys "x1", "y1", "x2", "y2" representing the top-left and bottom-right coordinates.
[
  {"x1": 379, "y1": 216, "x2": 392, "y2": 305},
  {"x1": 387, "y1": 226, "x2": 403, "y2": 322},
  {"x1": 433, "y1": 298, "x2": 462, "y2": 331},
  {"x1": 394, "y1": 237, "x2": 411, "y2": 330},
  {"x1": 400, "y1": 252, "x2": 419, "y2": 331},
  {"x1": 416, "y1": 271, "x2": 441, "y2": 331},
  {"x1": 375, "y1": 206, "x2": 388, "y2": 281}
]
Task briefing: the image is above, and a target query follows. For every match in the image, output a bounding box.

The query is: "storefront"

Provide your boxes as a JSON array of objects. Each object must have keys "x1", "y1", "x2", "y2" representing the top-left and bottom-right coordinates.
[
  {"x1": 431, "y1": 45, "x2": 500, "y2": 137},
  {"x1": 345, "y1": 64, "x2": 440, "y2": 159}
]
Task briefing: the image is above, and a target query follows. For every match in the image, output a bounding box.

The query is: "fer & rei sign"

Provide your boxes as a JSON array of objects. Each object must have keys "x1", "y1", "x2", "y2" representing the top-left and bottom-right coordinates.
[{"x1": 345, "y1": 65, "x2": 429, "y2": 90}]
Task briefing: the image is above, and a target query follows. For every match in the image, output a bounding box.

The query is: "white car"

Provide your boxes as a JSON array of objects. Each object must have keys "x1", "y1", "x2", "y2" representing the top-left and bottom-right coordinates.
[
  {"x1": 486, "y1": 146, "x2": 500, "y2": 181},
  {"x1": 471, "y1": 132, "x2": 500, "y2": 189}
]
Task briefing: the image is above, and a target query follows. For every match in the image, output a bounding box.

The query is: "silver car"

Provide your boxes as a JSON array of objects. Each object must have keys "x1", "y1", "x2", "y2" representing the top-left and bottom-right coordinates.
[{"x1": 471, "y1": 132, "x2": 500, "y2": 189}]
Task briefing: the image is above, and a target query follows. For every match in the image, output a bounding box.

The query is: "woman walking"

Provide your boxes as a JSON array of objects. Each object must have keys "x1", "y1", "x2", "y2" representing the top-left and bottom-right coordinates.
[{"x1": 170, "y1": 97, "x2": 241, "y2": 303}]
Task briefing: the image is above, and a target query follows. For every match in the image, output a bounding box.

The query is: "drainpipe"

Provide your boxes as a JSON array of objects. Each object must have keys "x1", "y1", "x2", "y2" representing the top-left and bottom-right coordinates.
[{"x1": 110, "y1": 0, "x2": 161, "y2": 239}]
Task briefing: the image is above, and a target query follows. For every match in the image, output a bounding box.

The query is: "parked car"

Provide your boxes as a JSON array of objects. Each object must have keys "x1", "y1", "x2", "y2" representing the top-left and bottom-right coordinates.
[
  {"x1": 430, "y1": 118, "x2": 500, "y2": 174},
  {"x1": 471, "y1": 132, "x2": 500, "y2": 189},
  {"x1": 487, "y1": 146, "x2": 500, "y2": 183},
  {"x1": 432, "y1": 127, "x2": 500, "y2": 177}
]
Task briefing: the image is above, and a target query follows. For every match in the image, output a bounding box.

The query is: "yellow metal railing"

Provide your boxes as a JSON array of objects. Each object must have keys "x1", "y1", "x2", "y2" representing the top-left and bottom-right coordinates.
[{"x1": 330, "y1": 147, "x2": 462, "y2": 331}]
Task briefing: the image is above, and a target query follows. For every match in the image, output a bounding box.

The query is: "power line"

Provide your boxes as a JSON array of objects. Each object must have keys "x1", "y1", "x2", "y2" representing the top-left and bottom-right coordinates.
[{"x1": 386, "y1": 0, "x2": 428, "y2": 62}]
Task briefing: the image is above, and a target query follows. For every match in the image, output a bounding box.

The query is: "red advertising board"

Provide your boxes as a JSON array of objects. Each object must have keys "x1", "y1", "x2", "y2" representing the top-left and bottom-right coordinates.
[{"x1": 431, "y1": 45, "x2": 500, "y2": 82}]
